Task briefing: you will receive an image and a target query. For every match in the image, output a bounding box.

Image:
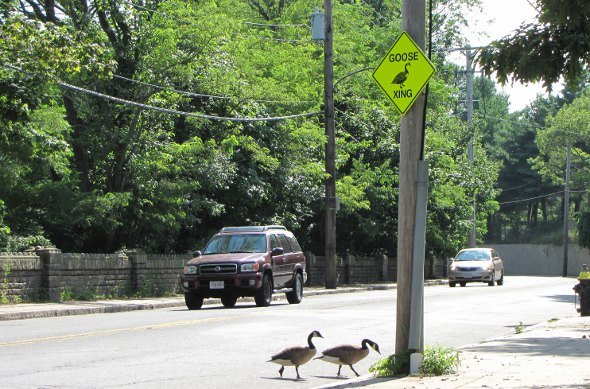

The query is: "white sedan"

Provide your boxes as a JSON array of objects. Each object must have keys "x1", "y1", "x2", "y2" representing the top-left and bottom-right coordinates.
[{"x1": 448, "y1": 248, "x2": 504, "y2": 287}]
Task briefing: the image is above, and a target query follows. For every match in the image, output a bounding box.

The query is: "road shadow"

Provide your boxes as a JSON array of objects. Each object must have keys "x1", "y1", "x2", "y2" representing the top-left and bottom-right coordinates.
[
  {"x1": 462, "y1": 335, "x2": 590, "y2": 358},
  {"x1": 259, "y1": 376, "x2": 311, "y2": 383},
  {"x1": 311, "y1": 375, "x2": 349, "y2": 380},
  {"x1": 173, "y1": 300, "x2": 290, "y2": 311},
  {"x1": 312, "y1": 376, "x2": 399, "y2": 388},
  {"x1": 545, "y1": 293, "x2": 577, "y2": 304}
]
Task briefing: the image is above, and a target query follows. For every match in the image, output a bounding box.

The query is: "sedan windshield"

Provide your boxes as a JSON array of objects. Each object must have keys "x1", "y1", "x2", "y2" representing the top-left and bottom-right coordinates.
[
  {"x1": 455, "y1": 250, "x2": 490, "y2": 261},
  {"x1": 203, "y1": 234, "x2": 267, "y2": 254}
]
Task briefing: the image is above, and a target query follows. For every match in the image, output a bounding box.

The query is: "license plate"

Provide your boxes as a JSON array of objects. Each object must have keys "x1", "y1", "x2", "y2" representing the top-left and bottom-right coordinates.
[{"x1": 210, "y1": 281, "x2": 224, "y2": 289}]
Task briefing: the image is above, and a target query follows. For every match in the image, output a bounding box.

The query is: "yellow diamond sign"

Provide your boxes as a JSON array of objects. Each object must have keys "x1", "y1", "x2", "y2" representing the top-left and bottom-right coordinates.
[{"x1": 372, "y1": 31, "x2": 436, "y2": 115}]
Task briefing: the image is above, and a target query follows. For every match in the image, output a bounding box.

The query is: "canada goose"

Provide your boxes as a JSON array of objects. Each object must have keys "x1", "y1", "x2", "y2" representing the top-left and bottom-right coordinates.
[
  {"x1": 315, "y1": 338, "x2": 380, "y2": 377},
  {"x1": 267, "y1": 330, "x2": 323, "y2": 379},
  {"x1": 392, "y1": 63, "x2": 410, "y2": 88}
]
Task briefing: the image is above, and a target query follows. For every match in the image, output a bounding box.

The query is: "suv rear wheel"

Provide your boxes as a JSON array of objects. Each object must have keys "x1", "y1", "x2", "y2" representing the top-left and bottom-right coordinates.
[
  {"x1": 286, "y1": 273, "x2": 303, "y2": 304},
  {"x1": 255, "y1": 274, "x2": 273, "y2": 307},
  {"x1": 185, "y1": 292, "x2": 203, "y2": 310}
]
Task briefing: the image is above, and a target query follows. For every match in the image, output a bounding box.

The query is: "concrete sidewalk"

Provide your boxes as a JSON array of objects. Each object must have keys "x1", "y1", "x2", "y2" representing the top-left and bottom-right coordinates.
[{"x1": 318, "y1": 316, "x2": 590, "y2": 389}]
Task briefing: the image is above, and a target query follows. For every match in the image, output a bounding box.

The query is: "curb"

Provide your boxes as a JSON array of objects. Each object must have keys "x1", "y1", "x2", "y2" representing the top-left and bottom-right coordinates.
[{"x1": 0, "y1": 283, "x2": 399, "y2": 321}]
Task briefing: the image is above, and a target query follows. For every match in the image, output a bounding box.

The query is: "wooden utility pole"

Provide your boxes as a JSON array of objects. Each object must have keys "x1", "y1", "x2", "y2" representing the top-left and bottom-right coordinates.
[
  {"x1": 466, "y1": 46, "x2": 477, "y2": 248},
  {"x1": 323, "y1": 0, "x2": 337, "y2": 289},
  {"x1": 562, "y1": 142, "x2": 571, "y2": 277},
  {"x1": 396, "y1": 0, "x2": 426, "y2": 354}
]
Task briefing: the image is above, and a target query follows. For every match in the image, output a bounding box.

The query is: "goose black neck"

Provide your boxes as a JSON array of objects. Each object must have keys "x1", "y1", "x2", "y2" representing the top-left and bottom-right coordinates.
[
  {"x1": 307, "y1": 333, "x2": 317, "y2": 349},
  {"x1": 361, "y1": 339, "x2": 371, "y2": 349}
]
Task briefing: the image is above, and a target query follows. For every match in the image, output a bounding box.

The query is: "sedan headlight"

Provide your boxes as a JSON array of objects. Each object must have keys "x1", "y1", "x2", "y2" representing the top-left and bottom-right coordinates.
[
  {"x1": 241, "y1": 262, "x2": 260, "y2": 272},
  {"x1": 184, "y1": 265, "x2": 197, "y2": 275}
]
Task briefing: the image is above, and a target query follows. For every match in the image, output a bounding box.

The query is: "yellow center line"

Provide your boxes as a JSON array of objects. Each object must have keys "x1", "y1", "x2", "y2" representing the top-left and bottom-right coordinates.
[{"x1": 0, "y1": 316, "x2": 235, "y2": 347}]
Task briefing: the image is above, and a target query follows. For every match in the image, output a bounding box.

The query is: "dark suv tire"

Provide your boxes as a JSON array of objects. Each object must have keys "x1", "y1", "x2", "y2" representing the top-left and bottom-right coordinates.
[
  {"x1": 286, "y1": 273, "x2": 303, "y2": 304},
  {"x1": 255, "y1": 274, "x2": 273, "y2": 307},
  {"x1": 185, "y1": 292, "x2": 203, "y2": 310},
  {"x1": 221, "y1": 296, "x2": 238, "y2": 308}
]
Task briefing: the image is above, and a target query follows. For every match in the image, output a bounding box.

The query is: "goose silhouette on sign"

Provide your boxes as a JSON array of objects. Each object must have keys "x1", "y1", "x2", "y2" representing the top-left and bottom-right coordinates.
[{"x1": 392, "y1": 63, "x2": 410, "y2": 88}]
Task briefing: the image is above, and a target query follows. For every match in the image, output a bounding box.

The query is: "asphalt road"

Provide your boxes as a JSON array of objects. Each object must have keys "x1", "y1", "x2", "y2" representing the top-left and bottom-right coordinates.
[{"x1": 0, "y1": 276, "x2": 578, "y2": 388}]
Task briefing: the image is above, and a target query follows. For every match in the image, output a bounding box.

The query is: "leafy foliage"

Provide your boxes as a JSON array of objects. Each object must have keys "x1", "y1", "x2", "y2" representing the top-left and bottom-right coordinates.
[
  {"x1": 476, "y1": 0, "x2": 590, "y2": 91},
  {"x1": 1, "y1": 0, "x2": 503, "y2": 258},
  {"x1": 369, "y1": 350, "x2": 411, "y2": 377},
  {"x1": 419, "y1": 345, "x2": 460, "y2": 376}
]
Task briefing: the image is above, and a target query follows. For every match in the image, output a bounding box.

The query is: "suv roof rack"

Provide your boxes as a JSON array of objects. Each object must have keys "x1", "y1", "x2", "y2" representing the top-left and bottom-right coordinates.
[{"x1": 220, "y1": 225, "x2": 287, "y2": 233}]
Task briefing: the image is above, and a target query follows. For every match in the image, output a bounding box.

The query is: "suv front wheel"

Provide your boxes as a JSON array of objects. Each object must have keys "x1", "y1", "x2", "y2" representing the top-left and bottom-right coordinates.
[
  {"x1": 221, "y1": 295, "x2": 238, "y2": 308},
  {"x1": 185, "y1": 292, "x2": 204, "y2": 310},
  {"x1": 286, "y1": 273, "x2": 303, "y2": 304},
  {"x1": 255, "y1": 274, "x2": 273, "y2": 307}
]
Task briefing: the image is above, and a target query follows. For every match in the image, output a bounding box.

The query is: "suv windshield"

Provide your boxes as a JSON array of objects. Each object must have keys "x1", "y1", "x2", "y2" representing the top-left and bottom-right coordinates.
[
  {"x1": 203, "y1": 234, "x2": 267, "y2": 254},
  {"x1": 455, "y1": 250, "x2": 490, "y2": 261}
]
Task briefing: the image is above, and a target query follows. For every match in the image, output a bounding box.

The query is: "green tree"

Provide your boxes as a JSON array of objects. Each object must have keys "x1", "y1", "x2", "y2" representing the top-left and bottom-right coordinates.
[
  {"x1": 1, "y1": 0, "x2": 502, "y2": 259},
  {"x1": 477, "y1": 0, "x2": 590, "y2": 90}
]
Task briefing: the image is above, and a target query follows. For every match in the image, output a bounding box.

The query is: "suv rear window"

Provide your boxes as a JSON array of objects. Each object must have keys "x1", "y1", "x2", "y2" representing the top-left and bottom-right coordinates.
[
  {"x1": 286, "y1": 235, "x2": 302, "y2": 252},
  {"x1": 276, "y1": 234, "x2": 293, "y2": 253}
]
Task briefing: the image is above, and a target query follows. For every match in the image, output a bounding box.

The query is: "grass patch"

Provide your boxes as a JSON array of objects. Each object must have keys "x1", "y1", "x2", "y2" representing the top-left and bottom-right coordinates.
[
  {"x1": 419, "y1": 345, "x2": 460, "y2": 376},
  {"x1": 370, "y1": 350, "x2": 410, "y2": 377},
  {"x1": 515, "y1": 321, "x2": 525, "y2": 334},
  {"x1": 370, "y1": 345, "x2": 460, "y2": 377}
]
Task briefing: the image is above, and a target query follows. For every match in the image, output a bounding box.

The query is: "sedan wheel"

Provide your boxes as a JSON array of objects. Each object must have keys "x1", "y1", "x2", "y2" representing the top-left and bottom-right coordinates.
[
  {"x1": 488, "y1": 271, "x2": 496, "y2": 286},
  {"x1": 496, "y1": 271, "x2": 504, "y2": 286}
]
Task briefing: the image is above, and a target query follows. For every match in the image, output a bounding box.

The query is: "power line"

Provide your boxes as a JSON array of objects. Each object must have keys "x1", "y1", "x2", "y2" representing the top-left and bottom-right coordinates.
[
  {"x1": 113, "y1": 75, "x2": 231, "y2": 100},
  {"x1": 499, "y1": 189, "x2": 587, "y2": 205},
  {"x1": 244, "y1": 21, "x2": 308, "y2": 29},
  {"x1": 59, "y1": 81, "x2": 322, "y2": 122},
  {"x1": 472, "y1": 112, "x2": 544, "y2": 128},
  {"x1": 241, "y1": 34, "x2": 309, "y2": 44},
  {"x1": 112, "y1": 75, "x2": 316, "y2": 105}
]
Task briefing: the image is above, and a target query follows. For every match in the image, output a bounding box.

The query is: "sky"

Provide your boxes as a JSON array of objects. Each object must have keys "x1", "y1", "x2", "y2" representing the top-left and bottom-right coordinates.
[{"x1": 451, "y1": 0, "x2": 558, "y2": 112}]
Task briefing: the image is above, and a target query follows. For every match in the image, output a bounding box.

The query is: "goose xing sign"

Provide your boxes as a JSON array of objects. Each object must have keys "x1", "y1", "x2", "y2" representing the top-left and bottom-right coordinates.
[{"x1": 372, "y1": 31, "x2": 435, "y2": 115}]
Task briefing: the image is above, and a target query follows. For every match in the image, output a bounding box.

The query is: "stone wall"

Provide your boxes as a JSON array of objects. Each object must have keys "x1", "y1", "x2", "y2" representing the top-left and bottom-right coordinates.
[
  {"x1": 305, "y1": 253, "x2": 446, "y2": 285},
  {"x1": 128, "y1": 251, "x2": 192, "y2": 296},
  {"x1": 0, "y1": 249, "x2": 191, "y2": 303},
  {"x1": 0, "y1": 253, "x2": 43, "y2": 302},
  {"x1": 0, "y1": 248, "x2": 453, "y2": 302},
  {"x1": 306, "y1": 253, "x2": 395, "y2": 285}
]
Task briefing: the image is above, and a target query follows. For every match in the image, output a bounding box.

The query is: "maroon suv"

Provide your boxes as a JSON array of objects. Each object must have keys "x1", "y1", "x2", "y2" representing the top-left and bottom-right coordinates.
[{"x1": 180, "y1": 226, "x2": 307, "y2": 310}]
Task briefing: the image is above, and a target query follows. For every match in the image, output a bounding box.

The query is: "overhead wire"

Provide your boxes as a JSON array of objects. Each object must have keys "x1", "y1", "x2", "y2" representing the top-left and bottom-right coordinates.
[
  {"x1": 3, "y1": 63, "x2": 322, "y2": 122},
  {"x1": 58, "y1": 81, "x2": 322, "y2": 122},
  {"x1": 112, "y1": 74, "x2": 317, "y2": 105},
  {"x1": 498, "y1": 189, "x2": 587, "y2": 205}
]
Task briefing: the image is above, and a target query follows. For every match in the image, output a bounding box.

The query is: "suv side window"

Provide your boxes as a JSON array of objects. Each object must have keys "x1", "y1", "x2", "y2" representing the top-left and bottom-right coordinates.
[
  {"x1": 277, "y1": 234, "x2": 293, "y2": 253},
  {"x1": 270, "y1": 234, "x2": 280, "y2": 250},
  {"x1": 286, "y1": 235, "x2": 302, "y2": 252}
]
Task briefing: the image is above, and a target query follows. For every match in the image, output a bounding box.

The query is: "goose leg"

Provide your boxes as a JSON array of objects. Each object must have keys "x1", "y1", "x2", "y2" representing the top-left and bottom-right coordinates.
[
  {"x1": 337, "y1": 365, "x2": 342, "y2": 376},
  {"x1": 278, "y1": 366, "x2": 284, "y2": 378},
  {"x1": 295, "y1": 366, "x2": 302, "y2": 379},
  {"x1": 349, "y1": 365, "x2": 360, "y2": 377}
]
